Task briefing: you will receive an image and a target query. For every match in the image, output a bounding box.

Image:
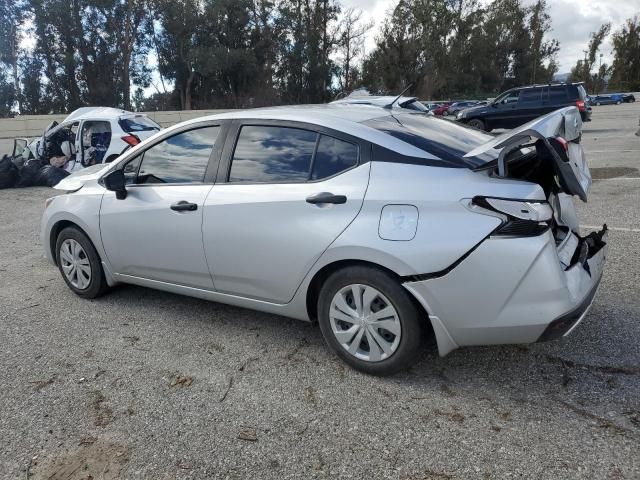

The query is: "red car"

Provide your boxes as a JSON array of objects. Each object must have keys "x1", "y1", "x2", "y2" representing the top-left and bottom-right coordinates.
[{"x1": 431, "y1": 103, "x2": 452, "y2": 115}]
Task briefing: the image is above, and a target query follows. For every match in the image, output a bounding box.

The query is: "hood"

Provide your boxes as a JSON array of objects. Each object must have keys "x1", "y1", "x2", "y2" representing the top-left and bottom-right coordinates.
[{"x1": 53, "y1": 163, "x2": 110, "y2": 191}]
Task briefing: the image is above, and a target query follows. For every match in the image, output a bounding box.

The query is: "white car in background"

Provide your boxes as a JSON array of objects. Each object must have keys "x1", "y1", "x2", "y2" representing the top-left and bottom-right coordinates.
[
  {"x1": 12, "y1": 107, "x2": 161, "y2": 171},
  {"x1": 331, "y1": 92, "x2": 431, "y2": 114}
]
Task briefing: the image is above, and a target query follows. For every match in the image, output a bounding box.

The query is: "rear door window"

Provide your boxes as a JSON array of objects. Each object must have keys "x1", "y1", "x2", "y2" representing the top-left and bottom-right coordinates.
[
  {"x1": 134, "y1": 126, "x2": 219, "y2": 184},
  {"x1": 311, "y1": 136, "x2": 358, "y2": 180},
  {"x1": 519, "y1": 89, "x2": 541, "y2": 103},
  {"x1": 229, "y1": 126, "x2": 317, "y2": 183}
]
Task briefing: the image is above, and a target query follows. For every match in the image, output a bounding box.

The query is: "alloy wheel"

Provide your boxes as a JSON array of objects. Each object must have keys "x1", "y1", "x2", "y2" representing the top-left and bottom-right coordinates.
[
  {"x1": 60, "y1": 239, "x2": 92, "y2": 290},
  {"x1": 329, "y1": 284, "x2": 401, "y2": 362}
]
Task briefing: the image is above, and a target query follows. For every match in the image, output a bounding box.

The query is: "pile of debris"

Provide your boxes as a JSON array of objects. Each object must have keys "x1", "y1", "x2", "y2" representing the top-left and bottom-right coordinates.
[{"x1": 0, "y1": 155, "x2": 69, "y2": 189}]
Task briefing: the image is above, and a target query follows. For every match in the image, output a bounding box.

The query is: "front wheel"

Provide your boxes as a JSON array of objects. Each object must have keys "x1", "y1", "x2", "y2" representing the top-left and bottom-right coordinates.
[
  {"x1": 616, "y1": 100, "x2": 621, "y2": 105},
  {"x1": 317, "y1": 266, "x2": 424, "y2": 375},
  {"x1": 467, "y1": 118, "x2": 487, "y2": 131},
  {"x1": 56, "y1": 227, "x2": 108, "y2": 298}
]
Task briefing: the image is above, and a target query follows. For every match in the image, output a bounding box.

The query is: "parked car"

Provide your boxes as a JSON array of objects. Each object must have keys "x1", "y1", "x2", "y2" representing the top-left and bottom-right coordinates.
[
  {"x1": 331, "y1": 92, "x2": 430, "y2": 113},
  {"x1": 13, "y1": 107, "x2": 161, "y2": 172},
  {"x1": 432, "y1": 103, "x2": 452, "y2": 115},
  {"x1": 456, "y1": 83, "x2": 591, "y2": 131},
  {"x1": 42, "y1": 104, "x2": 606, "y2": 375},
  {"x1": 622, "y1": 93, "x2": 636, "y2": 103},
  {"x1": 447, "y1": 101, "x2": 478, "y2": 115},
  {"x1": 591, "y1": 94, "x2": 624, "y2": 105}
]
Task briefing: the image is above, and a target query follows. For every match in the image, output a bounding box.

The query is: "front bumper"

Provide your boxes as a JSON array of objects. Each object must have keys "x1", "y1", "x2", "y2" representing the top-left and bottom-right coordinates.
[{"x1": 404, "y1": 226, "x2": 608, "y2": 356}]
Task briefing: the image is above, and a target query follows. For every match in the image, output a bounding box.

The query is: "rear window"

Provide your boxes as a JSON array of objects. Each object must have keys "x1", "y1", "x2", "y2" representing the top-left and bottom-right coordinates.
[
  {"x1": 571, "y1": 84, "x2": 587, "y2": 100},
  {"x1": 118, "y1": 116, "x2": 161, "y2": 133},
  {"x1": 362, "y1": 114, "x2": 495, "y2": 166},
  {"x1": 400, "y1": 100, "x2": 429, "y2": 112}
]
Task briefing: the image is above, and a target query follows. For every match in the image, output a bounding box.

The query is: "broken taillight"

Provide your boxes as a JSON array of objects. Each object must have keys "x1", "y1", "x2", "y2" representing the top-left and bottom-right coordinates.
[
  {"x1": 554, "y1": 136, "x2": 569, "y2": 152},
  {"x1": 121, "y1": 134, "x2": 141, "y2": 146},
  {"x1": 471, "y1": 196, "x2": 553, "y2": 236}
]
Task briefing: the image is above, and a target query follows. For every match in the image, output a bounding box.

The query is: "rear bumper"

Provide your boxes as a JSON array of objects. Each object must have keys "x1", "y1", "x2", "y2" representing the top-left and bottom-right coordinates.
[{"x1": 404, "y1": 227, "x2": 608, "y2": 356}]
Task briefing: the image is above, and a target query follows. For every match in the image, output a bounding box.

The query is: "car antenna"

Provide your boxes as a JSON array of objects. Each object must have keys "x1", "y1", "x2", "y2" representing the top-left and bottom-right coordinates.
[{"x1": 385, "y1": 83, "x2": 414, "y2": 109}]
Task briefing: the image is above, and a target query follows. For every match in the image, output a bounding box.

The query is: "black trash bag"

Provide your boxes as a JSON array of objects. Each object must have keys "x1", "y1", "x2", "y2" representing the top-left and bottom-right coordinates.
[
  {"x1": 15, "y1": 159, "x2": 46, "y2": 187},
  {"x1": 0, "y1": 155, "x2": 19, "y2": 189},
  {"x1": 35, "y1": 165, "x2": 70, "y2": 187}
]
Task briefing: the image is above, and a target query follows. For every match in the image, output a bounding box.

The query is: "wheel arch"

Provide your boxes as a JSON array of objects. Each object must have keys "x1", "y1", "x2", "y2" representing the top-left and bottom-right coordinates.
[{"x1": 304, "y1": 258, "x2": 435, "y2": 342}]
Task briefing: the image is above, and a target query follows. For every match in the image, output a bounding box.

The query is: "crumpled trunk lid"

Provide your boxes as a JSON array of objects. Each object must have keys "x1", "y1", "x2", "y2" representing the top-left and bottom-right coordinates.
[{"x1": 465, "y1": 106, "x2": 592, "y2": 201}]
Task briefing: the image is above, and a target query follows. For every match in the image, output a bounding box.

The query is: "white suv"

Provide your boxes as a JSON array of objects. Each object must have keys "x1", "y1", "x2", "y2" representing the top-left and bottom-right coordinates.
[{"x1": 13, "y1": 107, "x2": 161, "y2": 171}]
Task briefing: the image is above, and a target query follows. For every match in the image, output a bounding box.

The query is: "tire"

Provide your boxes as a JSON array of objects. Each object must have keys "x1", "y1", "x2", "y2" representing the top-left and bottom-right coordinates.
[
  {"x1": 55, "y1": 226, "x2": 108, "y2": 299},
  {"x1": 467, "y1": 118, "x2": 487, "y2": 131},
  {"x1": 595, "y1": 102, "x2": 601, "y2": 106},
  {"x1": 616, "y1": 100, "x2": 621, "y2": 105},
  {"x1": 442, "y1": 111, "x2": 449, "y2": 116},
  {"x1": 317, "y1": 266, "x2": 424, "y2": 376}
]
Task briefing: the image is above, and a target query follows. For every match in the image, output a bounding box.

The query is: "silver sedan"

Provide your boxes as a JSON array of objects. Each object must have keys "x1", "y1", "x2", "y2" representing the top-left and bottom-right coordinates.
[{"x1": 42, "y1": 105, "x2": 607, "y2": 375}]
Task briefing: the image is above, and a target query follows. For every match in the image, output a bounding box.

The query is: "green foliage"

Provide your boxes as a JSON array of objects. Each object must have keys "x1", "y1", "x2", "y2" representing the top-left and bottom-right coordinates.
[
  {"x1": 568, "y1": 23, "x2": 611, "y2": 93},
  {"x1": 362, "y1": 0, "x2": 559, "y2": 100},
  {"x1": 2, "y1": 0, "x2": 637, "y2": 118},
  {"x1": 609, "y1": 17, "x2": 640, "y2": 92}
]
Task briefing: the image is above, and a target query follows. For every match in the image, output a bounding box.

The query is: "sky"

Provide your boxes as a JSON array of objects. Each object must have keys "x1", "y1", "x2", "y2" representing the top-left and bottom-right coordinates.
[{"x1": 343, "y1": 0, "x2": 640, "y2": 73}]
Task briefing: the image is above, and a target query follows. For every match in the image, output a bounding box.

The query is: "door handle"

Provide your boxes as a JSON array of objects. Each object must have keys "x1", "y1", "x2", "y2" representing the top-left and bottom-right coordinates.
[
  {"x1": 170, "y1": 201, "x2": 198, "y2": 212},
  {"x1": 306, "y1": 192, "x2": 347, "y2": 205}
]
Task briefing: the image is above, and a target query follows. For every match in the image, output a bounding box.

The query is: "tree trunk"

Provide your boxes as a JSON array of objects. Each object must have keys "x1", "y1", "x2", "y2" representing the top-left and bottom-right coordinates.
[{"x1": 184, "y1": 70, "x2": 195, "y2": 110}]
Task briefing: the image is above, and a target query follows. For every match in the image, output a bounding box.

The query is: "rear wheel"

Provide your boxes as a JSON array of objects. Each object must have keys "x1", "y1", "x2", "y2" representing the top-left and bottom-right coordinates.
[
  {"x1": 317, "y1": 266, "x2": 424, "y2": 375},
  {"x1": 56, "y1": 227, "x2": 108, "y2": 298},
  {"x1": 467, "y1": 118, "x2": 487, "y2": 131}
]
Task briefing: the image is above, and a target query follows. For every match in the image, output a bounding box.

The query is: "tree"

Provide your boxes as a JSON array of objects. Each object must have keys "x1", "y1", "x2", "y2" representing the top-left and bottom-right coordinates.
[
  {"x1": 610, "y1": 17, "x2": 640, "y2": 91},
  {"x1": 0, "y1": 0, "x2": 28, "y2": 114},
  {"x1": 336, "y1": 8, "x2": 372, "y2": 93},
  {"x1": 569, "y1": 23, "x2": 611, "y2": 92}
]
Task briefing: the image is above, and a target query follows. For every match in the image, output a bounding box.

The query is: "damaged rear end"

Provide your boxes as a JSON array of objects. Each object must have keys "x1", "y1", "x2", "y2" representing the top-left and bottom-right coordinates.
[
  {"x1": 406, "y1": 107, "x2": 608, "y2": 354},
  {"x1": 471, "y1": 107, "x2": 609, "y2": 339}
]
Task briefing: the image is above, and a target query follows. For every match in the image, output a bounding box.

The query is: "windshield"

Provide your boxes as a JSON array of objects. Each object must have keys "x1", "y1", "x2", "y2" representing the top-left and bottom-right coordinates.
[
  {"x1": 119, "y1": 115, "x2": 161, "y2": 132},
  {"x1": 362, "y1": 113, "x2": 496, "y2": 167}
]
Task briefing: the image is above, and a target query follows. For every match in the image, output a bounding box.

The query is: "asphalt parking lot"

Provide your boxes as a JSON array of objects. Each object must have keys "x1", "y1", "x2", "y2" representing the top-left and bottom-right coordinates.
[{"x1": 1, "y1": 104, "x2": 639, "y2": 479}]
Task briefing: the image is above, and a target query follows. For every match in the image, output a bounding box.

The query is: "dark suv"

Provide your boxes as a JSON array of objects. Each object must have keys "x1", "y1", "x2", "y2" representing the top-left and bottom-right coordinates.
[{"x1": 456, "y1": 83, "x2": 591, "y2": 131}]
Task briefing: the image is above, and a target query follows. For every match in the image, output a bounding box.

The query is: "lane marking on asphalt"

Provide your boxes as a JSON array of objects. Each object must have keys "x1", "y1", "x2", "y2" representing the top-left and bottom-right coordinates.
[
  {"x1": 581, "y1": 225, "x2": 640, "y2": 233},
  {"x1": 587, "y1": 149, "x2": 640, "y2": 153}
]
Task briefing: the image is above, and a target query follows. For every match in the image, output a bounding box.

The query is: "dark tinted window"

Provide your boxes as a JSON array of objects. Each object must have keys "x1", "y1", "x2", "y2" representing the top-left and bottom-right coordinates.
[
  {"x1": 363, "y1": 114, "x2": 495, "y2": 166},
  {"x1": 549, "y1": 86, "x2": 568, "y2": 102},
  {"x1": 311, "y1": 136, "x2": 358, "y2": 180},
  {"x1": 519, "y1": 89, "x2": 541, "y2": 103},
  {"x1": 568, "y1": 84, "x2": 586, "y2": 100},
  {"x1": 119, "y1": 116, "x2": 161, "y2": 132},
  {"x1": 136, "y1": 126, "x2": 219, "y2": 184},
  {"x1": 229, "y1": 126, "x2": 317, "y2": 182}
]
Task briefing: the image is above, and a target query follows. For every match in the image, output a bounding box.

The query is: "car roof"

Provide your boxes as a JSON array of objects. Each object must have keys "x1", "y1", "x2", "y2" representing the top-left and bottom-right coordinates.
[
  {"x1": 63, "y1": 107, "x2": 137, "y2": 123},
  {"x1": 162, "y1": 104, "x2": 439, "y2": 159},
  {"x1": 330, "y1": 95, "x2": 418, "y2": 107}
]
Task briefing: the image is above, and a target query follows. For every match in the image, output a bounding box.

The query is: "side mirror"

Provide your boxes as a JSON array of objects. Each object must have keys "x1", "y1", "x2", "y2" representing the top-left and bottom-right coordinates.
[{"x1": 103, "y1": 169, "x2": 127, "y2": 200}]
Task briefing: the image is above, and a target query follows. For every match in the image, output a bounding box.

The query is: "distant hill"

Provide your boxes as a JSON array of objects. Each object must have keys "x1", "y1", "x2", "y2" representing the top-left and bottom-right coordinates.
[{"x1": 552, "y1": 72, "x2": 571, "y2": 82}]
